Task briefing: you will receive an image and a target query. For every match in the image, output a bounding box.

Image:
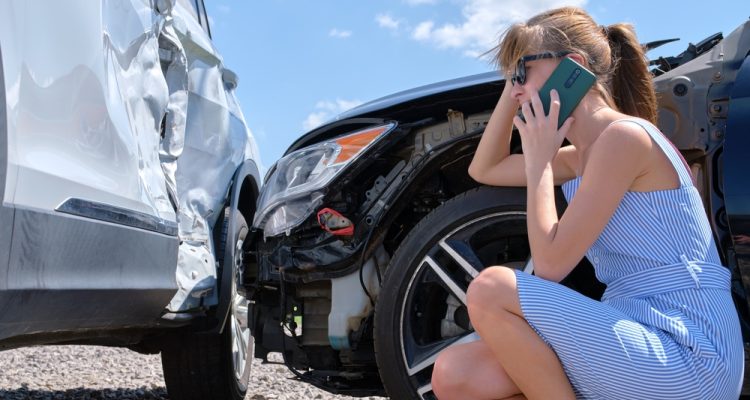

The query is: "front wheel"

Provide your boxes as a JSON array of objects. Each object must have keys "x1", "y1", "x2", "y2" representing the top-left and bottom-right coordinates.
[
  {"x1": 161, "y1": 210, "x2": 252, "y2": 400},
  {"x1": 373, "y1": 186, "x2": 601, "y2": 399}
]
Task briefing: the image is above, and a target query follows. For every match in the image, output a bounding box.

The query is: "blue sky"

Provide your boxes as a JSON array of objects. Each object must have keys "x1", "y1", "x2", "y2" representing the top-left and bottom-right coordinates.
[{"x1": 204, "y1": 0, "x2": 746, "y2": 170}]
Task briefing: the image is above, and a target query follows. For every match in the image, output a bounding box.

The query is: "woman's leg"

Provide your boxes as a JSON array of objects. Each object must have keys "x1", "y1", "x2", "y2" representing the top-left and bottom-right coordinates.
[
  {"x1": 431, "y1": 339, "x2": 521, "y2": 399},
  {"x1": 466, "y1": 266, "x2": 576, "y2": 400}
]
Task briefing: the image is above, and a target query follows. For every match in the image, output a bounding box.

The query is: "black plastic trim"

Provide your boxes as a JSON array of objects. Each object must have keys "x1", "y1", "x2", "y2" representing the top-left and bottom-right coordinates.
[
  {"x1": 0, "y1": 207, "x2": 179, "y2": 342},
  {"x1": 0, "y1": 289, "x2": 178, "y2": 348},
  {"x1": 56, "y1": 198, "x2": 178, "y2": 236}
]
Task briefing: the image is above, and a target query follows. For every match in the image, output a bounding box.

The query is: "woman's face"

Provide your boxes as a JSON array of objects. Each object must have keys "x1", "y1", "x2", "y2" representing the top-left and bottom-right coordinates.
[{"x1": 509, "y1": 57, "x2": 560, "y2": 105}]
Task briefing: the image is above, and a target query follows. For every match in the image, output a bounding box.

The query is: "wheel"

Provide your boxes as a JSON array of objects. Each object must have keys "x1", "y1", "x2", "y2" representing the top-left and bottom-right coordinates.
[
  {"x1": 373, "y1": 186, "x2": 602, "y2": 400},
  {"x1": 161, "y1": 210, "x2": 252, "y2": 400}
]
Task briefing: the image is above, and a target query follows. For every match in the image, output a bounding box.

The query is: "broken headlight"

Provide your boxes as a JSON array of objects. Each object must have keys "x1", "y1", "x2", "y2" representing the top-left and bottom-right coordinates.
[{"x1": 253, "y1": 123, "x2": 396, "y2": 238}]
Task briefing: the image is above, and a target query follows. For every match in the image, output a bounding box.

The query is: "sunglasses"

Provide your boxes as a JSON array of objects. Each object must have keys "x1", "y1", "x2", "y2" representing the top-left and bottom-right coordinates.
[{"x1": 511, "y1": 51, "x2": 572, "y2": 85}]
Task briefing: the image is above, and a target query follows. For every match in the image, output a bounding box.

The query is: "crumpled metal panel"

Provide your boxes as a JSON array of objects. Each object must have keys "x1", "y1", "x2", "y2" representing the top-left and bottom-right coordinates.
[
  {"x1": 102, "y1": 0, "x2": 176, "y2": 220},
  {"x1": 165, "y1": 1, "x2": 256, "y2": 311},
  {"x1": 0, "y1": 0, "x2": 175, "y2": 217},
  {"x1": 0, "y1": 0, "x2": 257, "y2": 312},
  {"x1": 157, "y1": 14, "x2": 188, "y2": 211}
]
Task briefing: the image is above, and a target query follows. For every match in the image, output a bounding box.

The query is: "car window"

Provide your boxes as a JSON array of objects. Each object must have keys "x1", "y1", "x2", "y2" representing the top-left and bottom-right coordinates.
[{"x1": 197, "y1": 0, "x2": 212, "y2": 38}]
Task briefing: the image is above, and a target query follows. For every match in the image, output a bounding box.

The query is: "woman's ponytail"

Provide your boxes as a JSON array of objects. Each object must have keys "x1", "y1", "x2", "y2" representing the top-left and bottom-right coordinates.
[{"x1": 606, "y1": 23, "x2": 657, "y2": 124}]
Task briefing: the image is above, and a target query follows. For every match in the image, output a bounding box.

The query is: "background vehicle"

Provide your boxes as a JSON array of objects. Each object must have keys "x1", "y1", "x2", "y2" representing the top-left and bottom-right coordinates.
[
  {"x1": 0, "y1": 1, "x2": 261, "y2": 400},
  {"x1": 249, "y1": 18, "x2": 750, "y2": 399}
]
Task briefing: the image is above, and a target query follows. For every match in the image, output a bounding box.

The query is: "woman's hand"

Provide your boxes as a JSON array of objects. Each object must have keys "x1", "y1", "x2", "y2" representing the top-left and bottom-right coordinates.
[{"x1": 512, "y1": 89, "x2": 574, "y2": 177}]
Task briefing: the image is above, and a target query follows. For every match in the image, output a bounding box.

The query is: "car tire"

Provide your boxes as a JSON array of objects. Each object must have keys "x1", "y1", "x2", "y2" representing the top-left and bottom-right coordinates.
[
  {"x1": 161, "y1": 210, "x2": 252, "y2": 400},
  {"x1": 373, "y1": 186, "x2": 601, "y2": 400}
]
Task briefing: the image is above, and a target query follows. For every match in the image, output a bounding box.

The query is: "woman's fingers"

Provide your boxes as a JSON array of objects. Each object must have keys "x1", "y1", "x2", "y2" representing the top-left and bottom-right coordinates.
[
  {"x1": 520, "y1": 100, "x2": 533, "y2": 124},
  {"x1": 548, "y1": 89, "x2": 561, "y2": 127},
  {"x1": 530, "y1": 91, "x2": 544, "y2": 123}
]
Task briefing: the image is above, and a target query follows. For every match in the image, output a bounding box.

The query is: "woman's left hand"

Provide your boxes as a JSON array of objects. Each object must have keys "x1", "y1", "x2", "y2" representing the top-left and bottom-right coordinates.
[{"x1": 512, "y1": 89, "x2": 574, "y2": 175}]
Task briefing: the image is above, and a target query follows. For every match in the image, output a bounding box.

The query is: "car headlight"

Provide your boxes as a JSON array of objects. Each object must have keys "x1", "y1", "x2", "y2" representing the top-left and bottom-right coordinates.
[{"x1": 253, "y1": 123, "x2": 396, "y2": 237}]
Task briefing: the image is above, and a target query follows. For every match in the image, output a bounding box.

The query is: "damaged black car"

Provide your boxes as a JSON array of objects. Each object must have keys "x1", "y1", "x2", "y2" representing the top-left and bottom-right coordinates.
[{"x1": 246, "y1": 19, "x2": 750, "y2": 399}]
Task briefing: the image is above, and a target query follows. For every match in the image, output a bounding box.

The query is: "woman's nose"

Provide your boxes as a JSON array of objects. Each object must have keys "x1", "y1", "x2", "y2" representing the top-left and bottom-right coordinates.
[{"x1": 510, "y1": 82, "x2": 524, "y2": 101}]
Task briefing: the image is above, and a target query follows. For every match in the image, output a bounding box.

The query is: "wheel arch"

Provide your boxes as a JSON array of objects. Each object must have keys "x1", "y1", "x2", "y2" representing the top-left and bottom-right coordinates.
[
  {"x1": 211, "y1": 158, "x2": 261, "y2": 334},
  {"x1": 367, "y1": 133, "x2": 485, "y2": 258}
]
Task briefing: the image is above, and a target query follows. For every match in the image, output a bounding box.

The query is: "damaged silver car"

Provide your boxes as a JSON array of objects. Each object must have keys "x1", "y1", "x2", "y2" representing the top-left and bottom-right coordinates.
[{"x1": 0, "y1": 1, "x2": 261, "y2": 399}]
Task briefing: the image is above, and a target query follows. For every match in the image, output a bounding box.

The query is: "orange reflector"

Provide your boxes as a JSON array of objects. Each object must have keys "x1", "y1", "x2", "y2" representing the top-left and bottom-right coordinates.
[{"x1": 333, "y1": 125, "x2": 389, "y2": 164}]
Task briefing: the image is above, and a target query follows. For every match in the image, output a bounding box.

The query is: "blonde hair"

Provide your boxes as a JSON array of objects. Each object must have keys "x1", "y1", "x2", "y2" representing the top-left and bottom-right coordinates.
[{"x1": 493, "y1": 7, "x2": 657, "y2": 124}]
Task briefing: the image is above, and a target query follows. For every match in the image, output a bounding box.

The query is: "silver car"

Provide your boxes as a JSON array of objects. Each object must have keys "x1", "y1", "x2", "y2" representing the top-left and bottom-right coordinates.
[{"x1": 0, "y1": 1, "x2": 262, "y2": 399}]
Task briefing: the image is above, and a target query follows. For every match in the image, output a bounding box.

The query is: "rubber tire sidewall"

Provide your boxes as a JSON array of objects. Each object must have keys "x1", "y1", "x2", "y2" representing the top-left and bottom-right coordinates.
[
  {"x1": 161, "y1": 209, "x2": 250, "y2": 400},
  {"x1": 220, "y1": 210, "x2": 250, "y2": 399}
]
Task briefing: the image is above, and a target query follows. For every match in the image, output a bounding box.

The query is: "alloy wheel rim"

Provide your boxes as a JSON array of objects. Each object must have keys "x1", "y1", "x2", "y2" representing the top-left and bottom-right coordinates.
[
  {"x1": 397, "y1": 211, "x2": 532, "y2": 399},
  {"x1": 230, "y1": 237, "x2": 252, "y2": 387}
]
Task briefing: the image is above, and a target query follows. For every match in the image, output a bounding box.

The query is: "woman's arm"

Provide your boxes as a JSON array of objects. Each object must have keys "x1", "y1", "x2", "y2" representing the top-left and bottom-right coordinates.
[
  {"x1": 469, "y1": 83, "x2": 578, "y2": 187},
  {"x1": 526, "y1": 122, "x2": 651, "y2": 282}
]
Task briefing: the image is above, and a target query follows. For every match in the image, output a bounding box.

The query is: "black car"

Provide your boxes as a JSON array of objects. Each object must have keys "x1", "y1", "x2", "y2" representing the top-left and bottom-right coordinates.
[{"x1": 248, "y1": 19, "x2": 750, "y2": 399}]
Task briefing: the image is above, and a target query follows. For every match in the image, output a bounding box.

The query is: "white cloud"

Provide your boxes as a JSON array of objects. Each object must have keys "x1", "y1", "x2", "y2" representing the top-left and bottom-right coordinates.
[
  {"x1": 303, "y1": 112, "x2": 330, "y2": 131},
  {"x1": 405, "y1": 0, "x2": 438, "y2": 4},
  {"x1": 412, "y1": 21, "x2": 435, "y2": 40},
  {"x1": 376, "y1": 13, "x2": 401, "y2": 30},
  {"x1": 411, "y1": 0, "x2": 588, "y2": 57},
  {"x1": 303, "y1": 99, "x2": 363, "y2": 131},
  {"x1": 329, "y1": 29, "x2": 352, "y2": 38}
]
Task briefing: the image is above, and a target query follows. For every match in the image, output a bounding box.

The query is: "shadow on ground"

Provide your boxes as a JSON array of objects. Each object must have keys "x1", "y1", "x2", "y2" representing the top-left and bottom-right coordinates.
[{"x1": 0, "y1": 385, "x2": 168, "y2": 399}]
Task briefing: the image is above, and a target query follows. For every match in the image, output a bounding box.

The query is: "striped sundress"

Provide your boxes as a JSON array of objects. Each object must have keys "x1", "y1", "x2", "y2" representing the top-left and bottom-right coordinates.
[{"x1": 514, "y1": 118, "x2": 744, "y2": 399}]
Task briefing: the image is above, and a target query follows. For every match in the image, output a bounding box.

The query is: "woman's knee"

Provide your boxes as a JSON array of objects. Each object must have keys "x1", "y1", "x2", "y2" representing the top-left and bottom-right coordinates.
[
  {"x1": 466, "y1": 266, "x2": 518, "y2": 320},
  {"x1": 432, "y1": 348, "x2": 469, "y2": 399}
]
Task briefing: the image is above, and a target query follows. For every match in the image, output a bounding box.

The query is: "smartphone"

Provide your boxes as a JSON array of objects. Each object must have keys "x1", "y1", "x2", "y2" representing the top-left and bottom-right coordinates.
[{"x1": 538, "y1": 57, "x2": 596, "y2": 129}]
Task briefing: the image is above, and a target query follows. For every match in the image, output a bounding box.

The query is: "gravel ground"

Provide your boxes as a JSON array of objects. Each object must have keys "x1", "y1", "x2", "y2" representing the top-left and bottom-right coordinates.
[{"x1": 0, "y1": 346, "x2": 388, "y2": 400}]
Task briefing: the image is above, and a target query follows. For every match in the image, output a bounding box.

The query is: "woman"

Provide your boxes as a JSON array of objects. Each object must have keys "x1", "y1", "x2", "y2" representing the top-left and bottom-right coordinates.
[{"x1": 430, "y1": 6, "x2": 743, "y2": 400}]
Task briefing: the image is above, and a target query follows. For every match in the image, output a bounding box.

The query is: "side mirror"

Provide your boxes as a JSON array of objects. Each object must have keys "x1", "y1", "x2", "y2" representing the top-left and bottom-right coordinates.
[{"x1": 222, "y1": 68, "x2": 239, "y2": 90}]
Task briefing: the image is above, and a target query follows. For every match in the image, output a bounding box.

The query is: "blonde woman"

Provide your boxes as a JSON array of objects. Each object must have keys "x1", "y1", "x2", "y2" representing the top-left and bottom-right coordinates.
[{"x1": 430, "y1": 7, "x2": 743, "y2": 400}]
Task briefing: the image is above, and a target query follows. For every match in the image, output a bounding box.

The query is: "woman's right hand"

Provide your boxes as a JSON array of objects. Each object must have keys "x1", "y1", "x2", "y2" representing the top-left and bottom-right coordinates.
[
  {"x1": 468, "y1": 79, "x2": 578, "y2": 187},
  {"x1": 498, "y1": 79, "x2": 518, "y2": 113},
  {"x1": 467, "y1": 80, "x2": 521, "y2": 184}
]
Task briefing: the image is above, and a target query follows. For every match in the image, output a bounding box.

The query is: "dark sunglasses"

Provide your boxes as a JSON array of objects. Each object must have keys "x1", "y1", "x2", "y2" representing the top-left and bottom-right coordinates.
[{"x1": 511, "y1": 51, "x2": 572, "y2": 85}]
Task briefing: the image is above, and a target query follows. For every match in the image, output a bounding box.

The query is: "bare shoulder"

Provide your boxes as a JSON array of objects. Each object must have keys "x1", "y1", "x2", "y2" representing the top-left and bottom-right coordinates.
[{"x1": 588, "y1": 120, "x2": 652, "y2": 169}]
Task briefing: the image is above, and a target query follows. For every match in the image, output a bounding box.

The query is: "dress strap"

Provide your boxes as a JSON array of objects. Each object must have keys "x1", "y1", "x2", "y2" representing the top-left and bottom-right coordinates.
[{"x1": 609, "y1": 118, "x2": 693, "y2": 188}]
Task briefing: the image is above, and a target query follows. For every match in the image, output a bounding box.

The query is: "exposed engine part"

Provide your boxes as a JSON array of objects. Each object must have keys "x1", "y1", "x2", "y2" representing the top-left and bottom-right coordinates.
[
  {"x1": 298, "y1": 281, "x2": 332, "y2": 346},
  {"x1": 365, "y1": 160, "x2": 406, "y2": 202},
  {"x1": 413, "y1": 110, "x2": 491, "y2": 156},
  {"x1": 447, "y1": 109, "x2": 467, "y2": 136},
  {"x1": 362, "y1": 160, "x2": 406, "y2": 223},
  {"x1": 329, "y1": 247, "x2": 389, "y2": 350},
  {"x1": 317, "y1": 208, "x2": 354, "y2": 236}
]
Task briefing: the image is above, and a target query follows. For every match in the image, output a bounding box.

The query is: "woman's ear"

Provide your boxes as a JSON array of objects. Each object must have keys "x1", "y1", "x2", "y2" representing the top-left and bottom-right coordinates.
[{"x1": 568, "y1": 53, "x2": 586, "y2": 66}]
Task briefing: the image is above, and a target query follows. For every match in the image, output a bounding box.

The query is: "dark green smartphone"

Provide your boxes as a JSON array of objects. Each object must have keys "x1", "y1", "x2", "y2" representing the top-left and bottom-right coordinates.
[{"x1": 538, "y1": 57, "x2": 596, "y2": 129}]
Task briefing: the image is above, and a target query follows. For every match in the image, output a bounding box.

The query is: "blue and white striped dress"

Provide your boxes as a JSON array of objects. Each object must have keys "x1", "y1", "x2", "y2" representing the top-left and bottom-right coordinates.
[{"x1": 514, "y1": 118, "x2": 744, "y2": 399}]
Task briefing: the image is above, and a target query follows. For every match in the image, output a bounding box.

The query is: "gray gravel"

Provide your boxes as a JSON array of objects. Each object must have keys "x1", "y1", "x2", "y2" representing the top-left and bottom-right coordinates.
[{"x1": 0, "y1": 346, "x2": 387, "y2": 400}]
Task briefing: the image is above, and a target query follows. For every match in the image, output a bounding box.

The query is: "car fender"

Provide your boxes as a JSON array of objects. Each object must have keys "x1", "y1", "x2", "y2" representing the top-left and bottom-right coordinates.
[{"x1": 211, "y1": 158, "x2": 261, "y2": 333}]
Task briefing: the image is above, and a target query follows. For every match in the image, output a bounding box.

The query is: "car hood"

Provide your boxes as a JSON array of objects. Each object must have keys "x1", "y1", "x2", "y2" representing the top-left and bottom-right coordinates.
[{"x1": 284, "y1": 71, "x2": 504, "y2": 155}]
